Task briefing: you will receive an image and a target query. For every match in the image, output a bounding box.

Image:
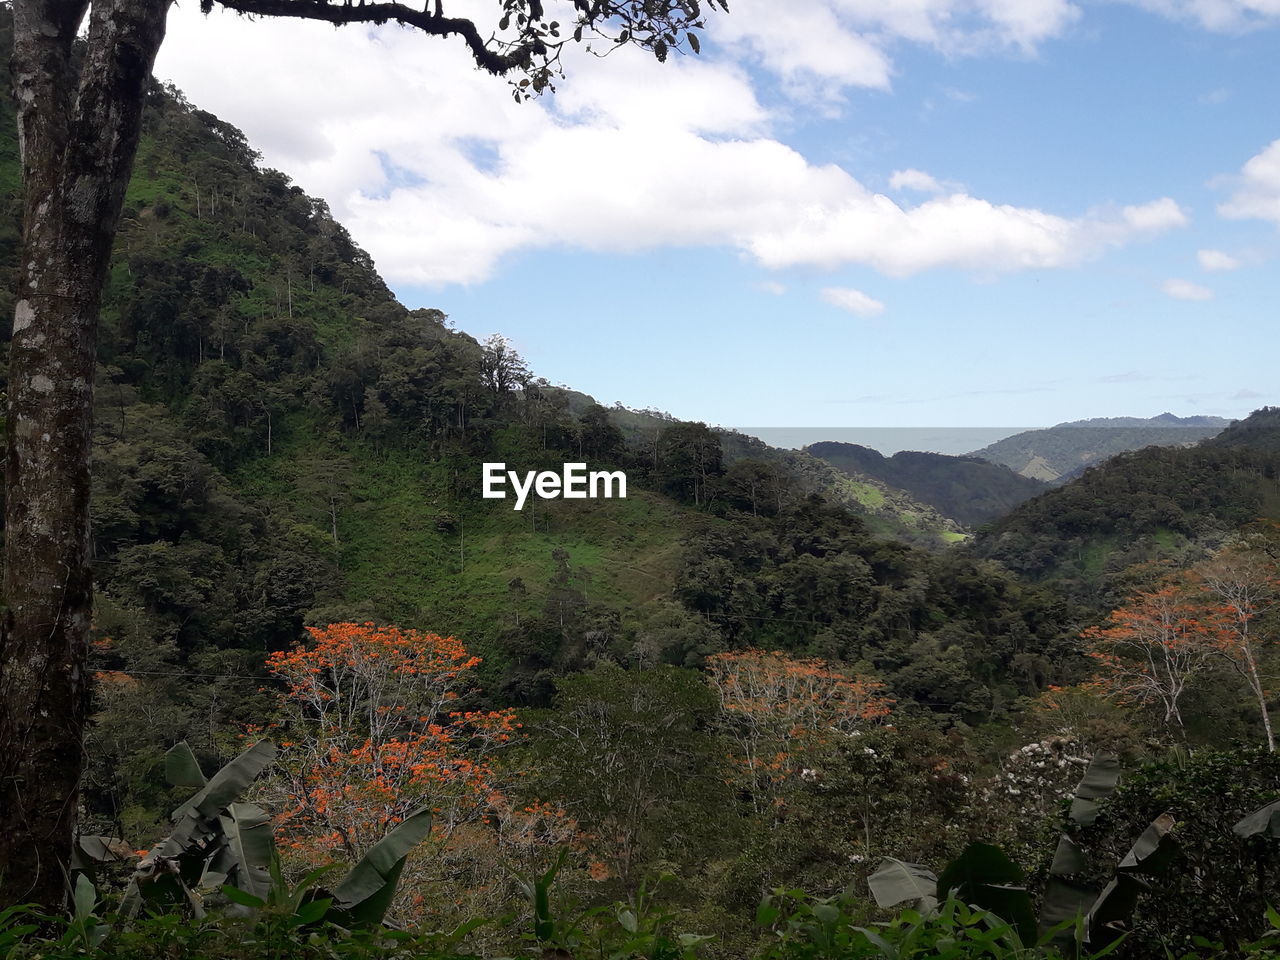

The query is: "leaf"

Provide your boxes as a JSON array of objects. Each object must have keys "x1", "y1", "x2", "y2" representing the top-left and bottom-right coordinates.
[
  {"x1": 1039, "y1": 877, "x2": 1098, "y2": 941},
  {"x1": 867, "y1": 858, "x2": 938, "y2": 909},
  {"x1": 328, "y1": 807, "x2": 433, "y2": 928},
  {"x1": 1048, "y1": 835, "x2": 1087, "y2": 876},
  {"x1": 165, "y1": 741, "x2": 208, "y2": 789},
  {"x1": 936, "y1": 843, "x2": 1036, "y2": 946},
  {"x1": 220, "y1": 885, "x2": 265, "y2": 909},
  {"x1": 219, "y1": 802, "x2": 275, "y2": 901},
  {"x1": 1085, "y1": 876, "x2": 1144, "y2": 948},
  {"x1": 687, "y1": 31, "x2": 700, "y2": 53},
  {"x1": 294, "y1": 898, "x2": 333, "y2": 925},
  {"x1": 1234, "y1": 798, "x2": 1280, "y2": 838},
  {"x1": 1069, "y1": 754, "x2": 1121, "y2": 825},
  {"x1": 72, "y1": 874, "x2": 97, "y2": 923},
  {"x1": 1116, "y1": 812, "x2": 1178, "y2": 876},
  {"x1": 169, "y1": 740, "x2": 276, "y2": 826},
  {"x1": 71, "y1": 836, "x2": 132, "y2": 870}
]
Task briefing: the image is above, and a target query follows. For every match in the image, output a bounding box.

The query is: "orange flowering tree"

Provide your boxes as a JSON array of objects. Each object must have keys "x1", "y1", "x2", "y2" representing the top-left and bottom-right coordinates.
[
  {"x1": 264, "y1": 623, "x2": 521, "y2": 864},
  {"x1": 1195, "y1": 546, "x2": 1280, "y2": 751},
  {"x1": 1082, "y1": 583, "x2": 1231, "y2": 733},
  {"x1": 705, "y1": 649, "x2": 892, "y2": 809}
]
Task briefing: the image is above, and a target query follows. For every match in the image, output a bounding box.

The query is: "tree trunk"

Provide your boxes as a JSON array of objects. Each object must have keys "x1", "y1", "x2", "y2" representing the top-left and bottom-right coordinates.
[{"x1": 0, "y1": 0, "x2": 170, "y2": 909}]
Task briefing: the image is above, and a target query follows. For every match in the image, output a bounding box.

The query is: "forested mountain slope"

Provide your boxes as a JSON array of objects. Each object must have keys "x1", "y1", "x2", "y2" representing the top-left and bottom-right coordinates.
[
  {"x1": 971, "y1": 407, "x2": 1280, "y2": 604},
  {"x1": 970, "y1": 413, "x2": 1230, "y2": 482},
  {"x1": 0, "y1": 71, "x2": 1093, "y2": 767},
  {"x1": 806, "y1": 441, "x2": 1049, "y2": 526}
]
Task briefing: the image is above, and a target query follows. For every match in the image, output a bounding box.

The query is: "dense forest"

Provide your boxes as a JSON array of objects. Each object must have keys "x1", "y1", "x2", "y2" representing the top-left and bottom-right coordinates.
[{"x1": 3, "y1": 53, "x2": 1280, "y2": 960}]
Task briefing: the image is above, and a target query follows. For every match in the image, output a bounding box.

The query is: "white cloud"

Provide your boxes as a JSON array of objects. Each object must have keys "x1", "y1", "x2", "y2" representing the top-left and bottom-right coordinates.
[
  {"x1": 1219, "y1": 140, "x2": 1280, "y2": 224},
  {"x1": 822, "y1": 287, "x2": 886, "y2": 316},
  {"x1": 744, "y1": 195, "x2": 1186, "y2": 276},
  {"x1": 1123, "y1": 0, "x2": 1280, "y2": 31},
  {"x1": 712, "y1": 0, "x2": 1080, "y2": 101},
  {"x1": 153, "y1": 6, "x2": 1186, "y2": 288},
  {"x1": 1197, "y1": 248, "x2": 1240, "y2": 271},
  {"x1": 890, "y1": 169, "x2": 946, "y2": 193},
  {"x1": 1163, "y1": 278, "x2": 1214, "y2": 301}
]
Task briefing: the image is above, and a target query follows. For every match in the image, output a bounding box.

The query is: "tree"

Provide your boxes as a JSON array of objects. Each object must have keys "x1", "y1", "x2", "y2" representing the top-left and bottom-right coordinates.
[
  {"x1": 1194, "y1": 545, "x2": 1280, "y2": 752},
  {"x1": 264, "y1": 625, "x2": 520, "y2": 889},
  {"x1": 531, "y1": 663, "x2": 727, "y2": 891},
  {"x1": 705, "y1": 649, "x2": 893, "y2": 812},
  {"x1": 0, "y1": 0, "x2": 723, "y2": 907},
  {"x1": 479, "y1": 333, "x2": 531, "y2": 397},
  {"x1": 1082, "y1": 582, "x2": 1229, "y2": 733},
  {"x1": 656, "y1": 421, "x2": 723, "y2": 507}
]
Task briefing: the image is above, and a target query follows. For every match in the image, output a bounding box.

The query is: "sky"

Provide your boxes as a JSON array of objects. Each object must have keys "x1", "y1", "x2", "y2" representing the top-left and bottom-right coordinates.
[{"x1": 154, "y1": 0, "x2": 1280, "y2": 432}]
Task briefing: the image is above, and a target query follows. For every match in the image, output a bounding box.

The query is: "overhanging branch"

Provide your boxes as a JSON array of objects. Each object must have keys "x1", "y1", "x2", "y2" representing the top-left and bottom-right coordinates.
[{"x1": 209, "y1": 0, "x2": 534, "y2": 75}]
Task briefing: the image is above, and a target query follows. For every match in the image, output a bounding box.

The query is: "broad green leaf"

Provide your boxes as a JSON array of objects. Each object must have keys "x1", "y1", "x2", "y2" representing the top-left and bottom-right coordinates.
[
  {"x1": 1048, "y1": 835, "x2": 1087, "y2": 876},
  {"x1": 1234, "y1": 799, "x2": 1280, "y2": 838},
  {"x1": 164, "y1": 741, "x2": 207, "y2": 789},
  {"x1": 328, "y1": 807, "x2": 433, "y2": 927},
  {"x1": 71, "y1": 836, "x2": 131, "y2": 870},
  {"x1": 295, "y1": 897, "x2": 333, "y2": 925},
  {"x1": 169, "y1": 740, "x2": 276, "y2": 824},
  {"x1": 1116, "y1": 813, "x2": 1178, "y2": 876},
  {"x1": 1086, "y1": 875, "x2": 1144, "y2": 948},
  {"x1": 1068, "y1": 754, "x2": 1121, "y2": 826},
  {"x1": 72, "y1": 874, "x2": 97, "y2": 922},
  {"x1": 867, "y1": 858, "x2": 938, "y2": 909},
  {"x1": 937, "y1": 843, "x2": 1036, "y2": 946},
  {"x1": 220, "y1": 885, "x2": 265, "y2": 909},
  {"x1": 1039, "y1": 877, "x2": 1098, "y2": 941},
  {"x1": 219, "y1": 802, "x2": 274, "y2": 900}
]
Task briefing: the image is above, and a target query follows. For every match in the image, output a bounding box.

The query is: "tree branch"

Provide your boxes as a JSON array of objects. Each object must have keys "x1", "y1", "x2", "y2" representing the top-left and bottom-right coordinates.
[{"x1": 209, "y1": 0, "x2": 533, "y2": 74}]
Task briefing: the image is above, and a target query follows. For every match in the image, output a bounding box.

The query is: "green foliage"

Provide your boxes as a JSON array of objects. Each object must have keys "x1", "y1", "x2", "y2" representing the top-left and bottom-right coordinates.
[
  {"x1": 326, "y1": 808, "x2": 435, "y2": 928},
  {"x1": 1068, "y1": 748, "x2": 1280, "y2": 958},
  {"x1": 806, "y1": 442, "x2": 1048, "y2": 528},
  {"x1": 98, "y1": 739, "x2": 430, "y2": 932},
  {"x1": 974, "y1": 441, "x2": 1280, "y2": 604},
  {"x1": 121, "y1": 740, "x2": 278, "y2": 915},
  {"x1": 757, "y1": 890, "x2": 1100, "y2": 960},
  {"x1": 675, "y1": 503, "x2": 1083, "y2": 719},
  {"x1": 524, "y1": 664, "x2": 733, "y2": 890}
]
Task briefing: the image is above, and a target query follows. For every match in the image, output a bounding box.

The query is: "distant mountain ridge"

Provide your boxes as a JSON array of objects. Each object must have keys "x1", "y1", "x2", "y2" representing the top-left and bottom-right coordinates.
[
  {"x1": 805, "y1": 442, "x2": 1050, "y2": 527},
  {"x1": 1058, "y1": 413, "x2": 1230, "y2": 429},
  {"x1": 969, "y1": 413, "x2": 1232, "y2": 483},
  {"x1": 971, "y1": 406, "x2": 1280, "y2": 605}
]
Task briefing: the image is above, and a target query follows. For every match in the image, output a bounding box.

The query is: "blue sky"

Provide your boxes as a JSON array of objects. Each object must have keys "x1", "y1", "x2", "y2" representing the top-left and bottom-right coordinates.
[{"x1": 158, "y1": 0, "x2": 1280, "y2": 430}]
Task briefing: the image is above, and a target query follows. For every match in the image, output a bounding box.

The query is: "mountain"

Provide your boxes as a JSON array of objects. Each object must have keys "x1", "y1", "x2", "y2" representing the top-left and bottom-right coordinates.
[
  {"x1": 970, "y1": 407, "x2": 1280, "y2": 604},
  {"x1": 804, "y1": 441, "x2": 1050, "y2": 527},
  {"x1": 0, "y1": 72, "x2": 1086, "y2": 756},
  {"x1": 1203, "y1": 406, "x2": 1280, "y2": 453},
  {"x1": 969, "y1": 413, "x2": 1231, "y2": 483},
  {"x1": 714, "y1": 430, "x2": 967, "y2": 545}
]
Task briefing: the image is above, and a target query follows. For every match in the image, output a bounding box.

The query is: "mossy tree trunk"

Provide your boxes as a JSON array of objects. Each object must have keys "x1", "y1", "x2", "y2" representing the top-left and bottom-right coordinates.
[{"x1": 0, "y1": 0, "x2": 170, "y2": 909}]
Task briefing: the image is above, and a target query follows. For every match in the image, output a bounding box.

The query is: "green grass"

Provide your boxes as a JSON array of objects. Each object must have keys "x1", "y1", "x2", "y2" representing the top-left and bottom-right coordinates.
[{"x1": 238, "y1": 437, "x2": 719, "y2": 653}]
